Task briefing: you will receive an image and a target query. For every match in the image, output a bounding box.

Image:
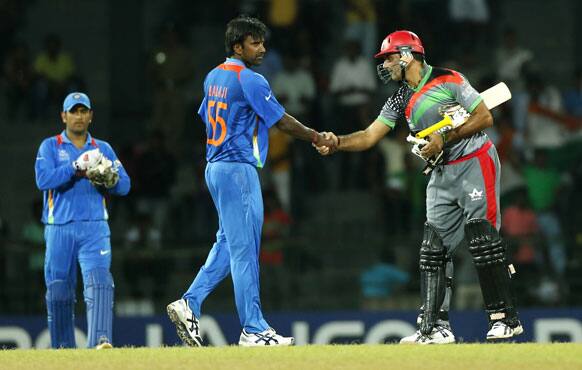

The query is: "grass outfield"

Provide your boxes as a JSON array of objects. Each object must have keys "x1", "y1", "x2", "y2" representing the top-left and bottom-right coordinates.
[{"x1": 2, "y1": 344, "x2": 582, "y2": 370}]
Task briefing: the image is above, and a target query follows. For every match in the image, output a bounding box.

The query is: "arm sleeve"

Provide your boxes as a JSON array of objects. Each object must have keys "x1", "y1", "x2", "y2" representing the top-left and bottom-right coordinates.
[
  {"x1": 34, "y1": 139, "x2": 76, "y2": 191},
  {"x1": 241, "y1": 71, "x2": 285, "y2": 128},
  {"x1": 100, "y1": 142, "x2": 131, "y2": 196},
  {"x1": 450, "y1": 73, "x2": 482, "y2": 113},
  {"x1": 377, "y1": 86, "x2": 409, "y2": 129}
]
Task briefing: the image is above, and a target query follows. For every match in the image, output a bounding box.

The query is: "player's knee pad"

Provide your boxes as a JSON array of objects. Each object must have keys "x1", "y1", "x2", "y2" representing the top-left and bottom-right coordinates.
[
  {"x1": 84, "y1": 268, "x2": 115, "y2": 347},
  {"x1": 46, "y1": 280, "x2": 76, "y2": 348},
  {"x1": 420, "y1": 222, "x2": 446, "y2": 271},
  {"x1": 465, "y1": 219, "x2": 519, "y2": 325},
  {"x1": 83, "y1": 268, "x2": 114, "y2": 308},
  {"x1": 419, "y1": 222, "x2": 446, "y2": 335},
  {"x1": 466, "y1": 219, "x2": 505, "y2": 266}
]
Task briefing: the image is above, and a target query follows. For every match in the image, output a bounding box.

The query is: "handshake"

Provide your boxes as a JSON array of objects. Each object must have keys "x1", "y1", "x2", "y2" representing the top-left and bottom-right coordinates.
[
  {"x1": 72, "y1": 148, "x2": 120, "y2": 188},
  {"x1": 312, "y1": 132, "x2": 339, "y2": 156}
]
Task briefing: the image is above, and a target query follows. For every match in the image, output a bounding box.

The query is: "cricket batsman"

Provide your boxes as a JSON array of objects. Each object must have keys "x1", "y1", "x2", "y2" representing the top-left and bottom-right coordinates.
[
  {"x1": 314, "y1": 30, "x2": 523, "y2": 343},
  {"x1": 34, "y1": 92, "x2": 130, "y2": 349}
]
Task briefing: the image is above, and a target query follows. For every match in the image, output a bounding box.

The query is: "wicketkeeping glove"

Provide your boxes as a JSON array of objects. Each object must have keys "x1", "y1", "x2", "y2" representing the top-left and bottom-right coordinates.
[
  {"x1": 73, "y1": 148, "x2": 103, "y2": 171},
  {"x1": 86, "y1": 157, "x2": 120, "y2": 188}
]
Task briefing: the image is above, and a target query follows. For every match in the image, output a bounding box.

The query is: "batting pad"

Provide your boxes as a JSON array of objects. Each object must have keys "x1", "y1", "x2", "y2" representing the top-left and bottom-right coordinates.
[
  {"x1": 46, "y1": 279, "x2": 76, "y2": 348},
  {"x1": 83, "y1": 268, "x2": 115, "y2": 347}
]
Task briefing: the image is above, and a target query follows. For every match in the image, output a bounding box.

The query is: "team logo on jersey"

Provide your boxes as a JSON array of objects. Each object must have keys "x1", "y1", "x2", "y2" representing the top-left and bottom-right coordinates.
[
  {"x1": 468, "y1": 188, "x2": 483, "y2": 201},
  {"x1": 58, "y1": 149, "x2": 70, "y2": 162}
]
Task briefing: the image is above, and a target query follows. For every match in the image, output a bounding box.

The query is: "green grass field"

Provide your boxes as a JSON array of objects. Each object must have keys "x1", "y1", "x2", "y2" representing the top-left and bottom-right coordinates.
[{"x1": 2, "y1": 344, "x2": 582, "y2": 370}]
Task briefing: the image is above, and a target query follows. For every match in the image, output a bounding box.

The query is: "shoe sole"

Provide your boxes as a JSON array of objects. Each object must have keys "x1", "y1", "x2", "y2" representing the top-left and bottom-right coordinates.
[
  {"x1": 238, "y1": 341, "x2": 295, "y2": 347},
  {"x1": 166, "y1": 304, "x2": 202, "y2": 347},
  {"x1": 404, "y1": 338, "x2": 456, "y2": 345},
  {"x1": 95, "y1": 343, "x2": 113, "y2": 350},
  {"x1": 486, "y1": 325, "x2": 524, "y2": 341}
]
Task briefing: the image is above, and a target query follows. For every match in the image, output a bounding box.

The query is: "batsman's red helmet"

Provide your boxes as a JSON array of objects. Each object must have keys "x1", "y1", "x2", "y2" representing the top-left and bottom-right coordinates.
[{"x1": 374, "y1": 30, "x2": 425, "y2": 58}]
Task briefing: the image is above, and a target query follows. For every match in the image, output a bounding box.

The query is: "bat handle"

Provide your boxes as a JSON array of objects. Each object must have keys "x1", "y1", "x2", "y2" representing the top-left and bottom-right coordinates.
[{"x1": 415, "y1": 116, "x2": 452, "y2": 139}]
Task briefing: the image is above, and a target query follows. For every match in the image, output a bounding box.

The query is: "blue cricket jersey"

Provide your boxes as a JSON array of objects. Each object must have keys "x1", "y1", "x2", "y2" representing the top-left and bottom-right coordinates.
[
  {"x1": 34, "y1": 130, "x2": 131, "y2": 225},
  {"x1": 197, "y1": 58, "x2": 285, "y2": 168}
]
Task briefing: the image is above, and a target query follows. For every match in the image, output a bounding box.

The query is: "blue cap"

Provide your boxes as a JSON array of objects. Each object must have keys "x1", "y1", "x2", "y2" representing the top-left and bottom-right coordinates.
[{"x1": 63, "y1": 92, "x2": 91, "y2": 112}]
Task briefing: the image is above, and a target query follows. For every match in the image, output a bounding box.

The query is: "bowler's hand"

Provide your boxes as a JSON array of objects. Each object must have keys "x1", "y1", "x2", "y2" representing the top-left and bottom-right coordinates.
[
  {"x1": 420, "y1": 133, "x2": 444, "y2": 158},
  {"x1": 312, "y1": 132, "x2": 338, "y2": 156}
]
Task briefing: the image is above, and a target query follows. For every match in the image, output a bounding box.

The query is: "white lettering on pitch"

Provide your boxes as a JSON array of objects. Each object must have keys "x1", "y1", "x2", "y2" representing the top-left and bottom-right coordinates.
[
  {"x1": 0, "y1": 327, "x2": 32, "y2": 348},
  {"x1": 146, "y1": 324, "x2": 163, "y2": 347},
  {"x1": 365, "y1": 320, "x2": 416, "y2": 343},
  {"x1": 535, "y1": 319, "x2": 582, "y2": 342},
  {"x1": 312, "y1": 321, "x2": 364, "y2": 344},
  {"x1": 200, "y1": 316, "x2": 227, "y2": 346},
  {"x1": 35, "y1": 328, "x2": 87, "y2": 348},
  {"x1": 292, "y1": 321, "x2": 310, "y2": 346}
]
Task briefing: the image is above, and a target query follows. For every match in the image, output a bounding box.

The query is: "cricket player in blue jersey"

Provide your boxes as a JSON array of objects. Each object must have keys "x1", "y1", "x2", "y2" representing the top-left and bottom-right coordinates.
[
  {"x1": 167, "y1": 16, "x2": 336, "y2": 347},
  {"x1": 34, "y1": 92, "x2": 130, "y2": 349}
]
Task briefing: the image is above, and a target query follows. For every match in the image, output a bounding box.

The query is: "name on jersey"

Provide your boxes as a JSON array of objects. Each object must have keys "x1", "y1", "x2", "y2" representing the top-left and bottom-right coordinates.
[{"x1": 208, "y1": 85, "x2": 228, "y2": 99}]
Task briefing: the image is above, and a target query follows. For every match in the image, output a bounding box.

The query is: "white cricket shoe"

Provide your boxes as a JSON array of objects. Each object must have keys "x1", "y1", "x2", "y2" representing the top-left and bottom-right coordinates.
[
  {"x1": 95, "y1": 335, "x2": 113, "y2": 349},
  {"x1": 400, "y1": 324, "x2": 455, "y2": 345},
  {"x1": 167, "y1": 299, "x2": 203, "y2": 347},
  {"x1": 238, "y1": 328, "x2": 295, "y2": 347},
  {"x1": 486, "y1": 321, "x2": 524, "y2": 340}
]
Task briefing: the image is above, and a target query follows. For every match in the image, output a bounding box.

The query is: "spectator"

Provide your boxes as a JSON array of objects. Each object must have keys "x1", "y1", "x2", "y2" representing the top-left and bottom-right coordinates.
[
  {"x1": 495, "y1": 27, "x2": 533, "y2": 93},
  {"x1": 148, "y1": 22, "x2": 194, "y2": 156},
  {"x1": 124, "y1": 211, "x2": 161, "y2": 250},
  {"x1": 133, "y1": 130, "x2": 177, "y2": 240},
  {"x1": 448, "y1": 0, "x2": 489, "y2": 52},
  {"x1": 360, "y1": 247, "x2": 410, "y2": 310},
  {"x1": 271, "y1": 53, "x2": 317, "y2": 211},
  {"x1": 3, "y1": 42, "x2": 34, "y2": 120},
  {"x1": 562, "y1": 68, "x2": 582, "y2": 118},
  {"x1": 525, "y1": 75, "x2": 579, "y2": 151},
  {"x1": 329, "y1": 39, "x2": 377, "y2": 188},
  {"x1": 523, "y1": 149, "x2": 569, "y2": 279},
  {"x1": 33, "y1": 34, "x2": 78, "y2": 118},
  {"x1": 377, "y1": 124, "x2": 410, "y2": 235},
  {"x1": 502, "y1": 188, "x2": 544, "y2": 295},
  {"x1": 344, "y1": 0, "x2": 378, "y2": 58},
  {"x1": 272, "y1": 54, "x2": 316, "y2": 122}
]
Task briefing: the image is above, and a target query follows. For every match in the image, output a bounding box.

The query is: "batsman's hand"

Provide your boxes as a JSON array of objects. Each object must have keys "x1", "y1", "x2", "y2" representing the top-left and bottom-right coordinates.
[
  {"x1": 73, "y1": 148, "x2": 103, "y2": 171},
  {"x1": 86, "y1": 157, "x2": 120, "y2": 188},
  {"x1": 312, "y1": 131, "x2": 338, "y2": 156},
  {"x1": 420, "y1": 133, "x2": 444, "y2": 158}
]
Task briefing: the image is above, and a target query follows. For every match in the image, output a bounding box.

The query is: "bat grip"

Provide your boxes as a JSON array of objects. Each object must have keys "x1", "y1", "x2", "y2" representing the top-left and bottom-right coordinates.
[{"x1": 415, "y1": 116, "x2": 452, "y2": 139}]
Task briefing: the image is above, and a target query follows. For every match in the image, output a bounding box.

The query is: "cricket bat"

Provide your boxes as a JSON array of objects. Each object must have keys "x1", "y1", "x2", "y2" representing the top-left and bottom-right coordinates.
[{"x1": 415, "y1": 82, "x2": 511, "y2": 139}]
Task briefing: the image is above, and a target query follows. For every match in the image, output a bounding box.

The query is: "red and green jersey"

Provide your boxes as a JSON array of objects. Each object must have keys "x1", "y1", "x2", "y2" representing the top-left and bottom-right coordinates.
[{"x1": 378, "y1": 65, "x2": 487, "y2": 161}]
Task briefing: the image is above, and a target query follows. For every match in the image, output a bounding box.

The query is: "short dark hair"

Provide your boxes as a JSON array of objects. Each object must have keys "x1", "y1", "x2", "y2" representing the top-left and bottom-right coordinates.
[{"x1": 225, "y1": 16, "x2": 268, "y2": 56}]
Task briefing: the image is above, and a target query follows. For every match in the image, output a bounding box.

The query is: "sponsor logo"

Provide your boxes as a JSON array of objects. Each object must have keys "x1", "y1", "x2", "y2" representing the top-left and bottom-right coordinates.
[
  {"x1": 58, "y1": 150, "x2": 70, "y2": 162},
  {"x1": 100, "y1": 250, "x2": 110, "y2": 256},
  {"x1": 469, "y1": 188, "x2": 483, "y2": 201},
  {"x1": 264, "y1": 92, "x2": 272, "y2": 101}
]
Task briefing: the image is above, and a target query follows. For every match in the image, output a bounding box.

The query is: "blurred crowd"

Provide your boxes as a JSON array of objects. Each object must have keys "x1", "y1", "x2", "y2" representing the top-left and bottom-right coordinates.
[{"x1": 0, "y1": 0, "x2": 581, "y2": 314}]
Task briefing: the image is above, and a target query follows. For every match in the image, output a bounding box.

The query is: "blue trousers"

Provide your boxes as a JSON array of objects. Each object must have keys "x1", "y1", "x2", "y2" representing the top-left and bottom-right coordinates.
[
  {"x1": 184, "y1": 161, "x2": 269, "y2": 333},
  {"x1": 44, "y1": 221, "x2": 113, "y2": 348}
]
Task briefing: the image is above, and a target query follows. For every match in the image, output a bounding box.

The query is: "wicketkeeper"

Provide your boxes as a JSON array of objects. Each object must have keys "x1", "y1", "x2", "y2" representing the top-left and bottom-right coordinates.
[
  {"x1": 314, "y1": 30, "x2": 522, "y2": 343},
  {"x1": 34, "y1": 92, "x2": 130, "y2": 349}
]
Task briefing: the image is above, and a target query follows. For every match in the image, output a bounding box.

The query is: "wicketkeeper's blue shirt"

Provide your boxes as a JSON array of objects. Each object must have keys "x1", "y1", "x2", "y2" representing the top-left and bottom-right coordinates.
[
  {"x1": 35, "y1": 130, "x2": 131, "y2": 225},
  {"x1": 198, "y1": 58, "x2": 285, "y2": 168}
]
